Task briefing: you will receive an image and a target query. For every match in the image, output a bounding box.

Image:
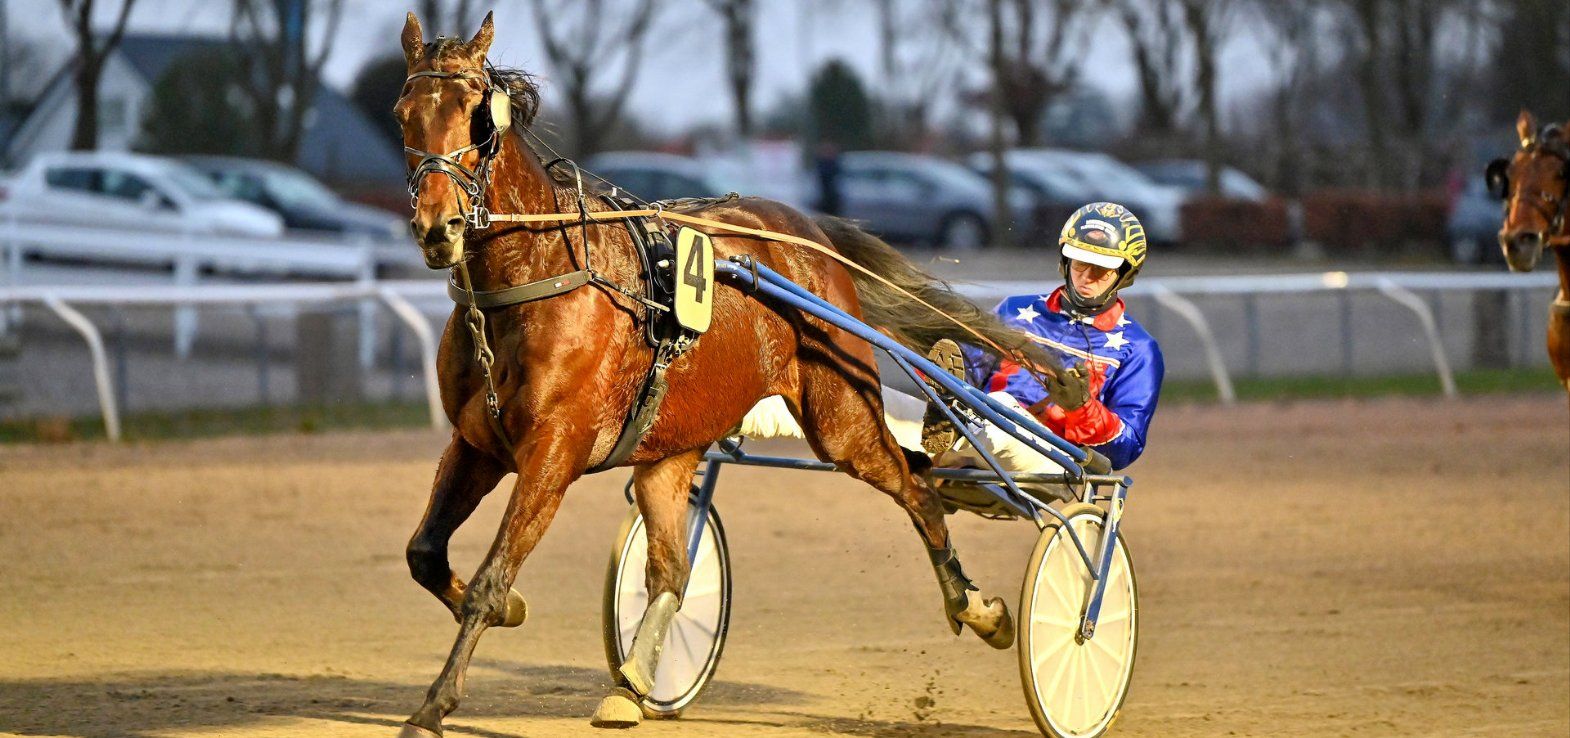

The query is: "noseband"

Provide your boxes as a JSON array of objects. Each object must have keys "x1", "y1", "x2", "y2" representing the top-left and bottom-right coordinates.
[{"x1": 402, "y1": 67, "x2": 512, "y2": 230}]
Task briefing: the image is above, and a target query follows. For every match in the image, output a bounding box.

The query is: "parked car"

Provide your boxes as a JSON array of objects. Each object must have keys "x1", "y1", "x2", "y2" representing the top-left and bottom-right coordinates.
[
  {"x1": 584, "y1": 151, "x2": 727, "y2": 203},
  {"x1": 1447, "y1": 173, "x2": 1504, "y2": 265},
  {"x1": 970, "y1": 155, "x2": 1092, "y2": 246},
  {"x1": 1133, "y1": 159, "x2": 1270, "y2": 202},
  {"x1": 185, "y1": 156, "x2": 406, "y2": 241},
  {"x1": 0, "y1": 151, "x2": 283, "y2": 237},
  {"x1": 977, "y1": 149, "x2": 1185, "y2": 245},
  {"x1": 829, "y1": 151, "x2": 1032, "y2": 250}
]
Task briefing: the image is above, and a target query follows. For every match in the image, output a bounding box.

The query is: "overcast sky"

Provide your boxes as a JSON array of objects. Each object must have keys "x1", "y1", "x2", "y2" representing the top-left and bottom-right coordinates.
[{"x1": 5, "y1": 0, "x2": 1278, "y2": 135}]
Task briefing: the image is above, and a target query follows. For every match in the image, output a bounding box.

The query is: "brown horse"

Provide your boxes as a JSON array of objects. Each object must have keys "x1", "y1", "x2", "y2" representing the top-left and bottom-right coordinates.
[
  {"x1": 1489, "y1": 110, "x2": 1570, "y2": 391},
  {"x1": 391, "y1": 12, "x2": 1066, "y2": 737}
]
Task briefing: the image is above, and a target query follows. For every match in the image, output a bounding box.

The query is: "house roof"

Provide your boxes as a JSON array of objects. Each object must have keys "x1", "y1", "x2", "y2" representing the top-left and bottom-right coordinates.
[
  {"x1": 116, "y1": 34, "x2": 233, "y2": 83},
  {"x1": 6, "y1": 33, "x2": 406, "y2": 187}
]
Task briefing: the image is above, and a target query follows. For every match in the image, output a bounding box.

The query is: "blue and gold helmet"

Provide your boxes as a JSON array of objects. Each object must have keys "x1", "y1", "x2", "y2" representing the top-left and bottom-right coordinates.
[{"x1": 1057, "y1": 202, "x2": 1147, "y2": 312}]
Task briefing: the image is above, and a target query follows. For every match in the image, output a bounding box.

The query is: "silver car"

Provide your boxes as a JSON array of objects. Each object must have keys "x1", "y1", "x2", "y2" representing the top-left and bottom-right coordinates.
[
  {"x1": 0, "y1": 151, "x2": 284, "y2": 237},
  {"x1": 833, "y1": 152, "x2": 1031, "y2": 250}
]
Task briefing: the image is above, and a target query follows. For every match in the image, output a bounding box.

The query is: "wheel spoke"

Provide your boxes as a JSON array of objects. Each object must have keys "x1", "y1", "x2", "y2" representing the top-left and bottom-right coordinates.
[
  {"x1": 1082, "y1": 636, "x2": 1111, "y2": 708},
  {"x1": 682, "y1": 581, "x2": 721, "y2": 600},
  {"x1": 1087, "y1": 630, "x2": 1125, "y2": 663},
  {"x1": 1031, "y1": 631, "x2": 1076, "y2": 674}
]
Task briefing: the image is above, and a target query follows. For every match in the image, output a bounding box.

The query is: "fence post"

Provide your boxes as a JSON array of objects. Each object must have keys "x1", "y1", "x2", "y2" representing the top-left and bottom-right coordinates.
[
  {"x1": 42, "y1": 295, "x2": 120, "y2": 441},
  {"x1": 173, "y1": 255, "x2": 198, "y2": 359},
  {"x1": 3, "y1": 211, "x2": 20, "y2": 330},
  {"x1": 1149, "y1": 285, "x2": 1236, "y2": 404},
  {"x1": 1375, "y1": 278, "x2": 1457, "y2": 398},
  {"x1": 357, "y1": 245, "x2": 377, "y2": 369},
  {"x1": 379, "y1": 287, "x2": 447, "y2": 431}
]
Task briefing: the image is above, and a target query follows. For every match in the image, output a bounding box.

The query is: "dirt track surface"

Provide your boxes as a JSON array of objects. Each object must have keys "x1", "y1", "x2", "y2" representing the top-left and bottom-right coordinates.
[{"x1": 1, "y1": 396, "x2": 1567, "y2": 738}]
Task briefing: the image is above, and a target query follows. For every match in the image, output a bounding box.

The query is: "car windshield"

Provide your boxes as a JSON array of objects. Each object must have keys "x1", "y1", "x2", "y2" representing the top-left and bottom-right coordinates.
[
  {"x1": 259, "y1": 168, "x2": 341, "y2": 209},
  {"x1": 158, "y1": 164, "x2": 227, "y2": 201}
]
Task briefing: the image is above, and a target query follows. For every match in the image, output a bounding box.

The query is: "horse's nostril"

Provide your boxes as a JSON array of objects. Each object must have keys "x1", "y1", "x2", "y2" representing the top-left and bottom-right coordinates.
[{"x1": 446, "y1": 216, "x2": 466, "y2": 235}]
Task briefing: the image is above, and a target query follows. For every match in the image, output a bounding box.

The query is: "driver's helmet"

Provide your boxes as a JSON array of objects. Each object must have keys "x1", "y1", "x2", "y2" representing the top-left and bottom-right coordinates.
[{"x1": 1057, "y1": 202, "x2": 1148, "y2": 313}]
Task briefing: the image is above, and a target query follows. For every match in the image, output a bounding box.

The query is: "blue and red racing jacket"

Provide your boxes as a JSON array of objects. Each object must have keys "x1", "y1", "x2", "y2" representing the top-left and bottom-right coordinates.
[{"x1": 960, "y1": 287, "x2": 1164, "y2": 470}]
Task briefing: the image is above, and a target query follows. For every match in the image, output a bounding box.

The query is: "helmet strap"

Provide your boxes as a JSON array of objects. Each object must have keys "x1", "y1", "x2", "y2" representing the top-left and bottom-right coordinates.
[{"x1": 1059, "y1": 257, "x2": 1119, "y2": 316}]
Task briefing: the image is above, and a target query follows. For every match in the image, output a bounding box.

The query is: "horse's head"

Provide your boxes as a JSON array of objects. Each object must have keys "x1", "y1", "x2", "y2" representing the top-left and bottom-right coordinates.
[
  {"x1": 395, "y1": 11, "x2": 531, "y2": 269},
  {"x1": 1489, "y1": 109, "x2": 1570, "y2": 273}
]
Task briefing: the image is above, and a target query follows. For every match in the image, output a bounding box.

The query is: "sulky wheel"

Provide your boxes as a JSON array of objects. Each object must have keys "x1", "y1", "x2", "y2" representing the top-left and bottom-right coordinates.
[
  {"x1": 602, "y1": 502, "x2": 732, "y2": 718},
  {"x1": 1018, "y1": 502, "x2": 1138, "y2": 738}
]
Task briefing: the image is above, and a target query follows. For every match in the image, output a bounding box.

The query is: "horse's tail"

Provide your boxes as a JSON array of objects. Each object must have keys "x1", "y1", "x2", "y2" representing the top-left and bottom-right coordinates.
[{"x1": 813, "y1": 215, "x2": 1064, "y2": 376}]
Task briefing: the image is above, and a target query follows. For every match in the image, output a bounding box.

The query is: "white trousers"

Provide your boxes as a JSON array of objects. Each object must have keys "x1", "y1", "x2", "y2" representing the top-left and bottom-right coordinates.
[{"x1": 736, "y1": 389, "x2": 1065, "y2": 476}]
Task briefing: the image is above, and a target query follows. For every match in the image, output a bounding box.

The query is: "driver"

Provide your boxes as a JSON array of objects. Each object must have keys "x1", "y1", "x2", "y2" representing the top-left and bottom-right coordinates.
[
  {"x1": 735, "y1": 202, "x2": 1163, "y2": 488},
  {"x1": 923, "y1": 201, "x2": 1164, "y2": 478}
]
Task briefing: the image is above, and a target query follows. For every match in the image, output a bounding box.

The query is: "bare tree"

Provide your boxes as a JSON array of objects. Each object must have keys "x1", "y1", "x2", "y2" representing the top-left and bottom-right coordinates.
[
  {"x1": 704, "y1": 0, "x2": 755, "y2": 139},
  {"x1": 58, "y1": 0, "x2": 139, "y2": 150},
  {"x1": 941, "y1": 0, "x2": 1091, "y2": 146},
  {"x1": 228, "y1": 0, "x2": 345, "y2": 162},
  {"x1": 1110, "y1": 0, "x2": 1189, "y2": 136},
  {"x1": 529, "y1": 0, "x2": 659, "y2": 157},
  {"x1": 418, "y1": 0, "x2": 482, "y2": 38},
  {"x1": 1179, "y1": 0, "x2": 1237, "y2": 194},
  {"x1": 1251, "y1": 0, "x2": 1328, "y2": 196},
  {"x1": 875, "y1": 0, "x2": 963, "y2": 145}
]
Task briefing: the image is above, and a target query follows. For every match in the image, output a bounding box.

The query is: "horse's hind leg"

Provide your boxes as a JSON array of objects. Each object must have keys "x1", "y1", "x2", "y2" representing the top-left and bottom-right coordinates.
[
  {"x1": 405, "y1": 433, "x2": 526, "y2": 627},
  {"x1": 592, "y1": 448, "x2": 707, "y2": 728},
  {"x1": 795, "y1": 360, "x2": 1015, "y2": 649}
]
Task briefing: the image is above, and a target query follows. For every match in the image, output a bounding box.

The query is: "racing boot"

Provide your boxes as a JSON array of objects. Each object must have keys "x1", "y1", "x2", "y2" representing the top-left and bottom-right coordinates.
[{"x1": 921, "y1": 339, "x2": 967, "y2": 455}]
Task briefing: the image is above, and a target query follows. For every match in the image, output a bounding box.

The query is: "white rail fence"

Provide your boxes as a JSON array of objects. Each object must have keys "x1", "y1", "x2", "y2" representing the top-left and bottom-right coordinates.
[
  {"x1": 0, "y1": 271, "x2": 1560, "y2": 441},
  {"x1": 1, "y1": 217, "x2": 417, "y2": 362}
]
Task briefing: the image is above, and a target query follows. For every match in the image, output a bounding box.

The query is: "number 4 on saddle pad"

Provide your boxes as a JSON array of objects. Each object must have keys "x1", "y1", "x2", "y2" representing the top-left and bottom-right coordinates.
[{"x1": 675, "y1": 227, "x2": 715, "y2": 334}]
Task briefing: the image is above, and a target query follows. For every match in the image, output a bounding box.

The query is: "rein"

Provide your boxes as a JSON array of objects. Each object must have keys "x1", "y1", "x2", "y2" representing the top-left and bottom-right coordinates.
[
  {"x1": 482, "y1": 207, "x2": 1035, "y2": 365},
  {"x1": 402, "y1": 64, "x2": 1057, "y2": 469}
]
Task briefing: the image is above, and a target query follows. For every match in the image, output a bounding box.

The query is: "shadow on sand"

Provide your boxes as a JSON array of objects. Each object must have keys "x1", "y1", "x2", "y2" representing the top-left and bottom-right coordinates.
[{"x1": 0, "y1": 662, "x2": 1033, "y2": 737}]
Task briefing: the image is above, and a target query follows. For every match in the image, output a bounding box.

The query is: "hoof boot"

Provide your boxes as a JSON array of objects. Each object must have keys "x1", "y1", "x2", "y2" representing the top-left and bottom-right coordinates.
[
  {"x1": 618, "y1": 660, "x2": 653, "y2": 696},
  {"x1": 398, "y1": 723, "x2": 441, "y2": 738},
  {"x1": 591, "y1": 688, "x2": 643, "y2": 729},
  {"x1": 499, "y1": 589, "x2": 528, "y2": 628}
]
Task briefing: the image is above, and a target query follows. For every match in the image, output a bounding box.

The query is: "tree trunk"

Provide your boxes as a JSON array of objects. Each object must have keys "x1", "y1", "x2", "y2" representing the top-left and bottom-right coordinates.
[
  {"x1": 1351, "y1": 0, "x2": 1389, "y2": 188},
  {"x1": 1184, "y1": 0, "x2": 1222, "y2": 194},
  {"x1": 69, "y1": 59, "x2": 100, "y2": 150},
  {"x1": 722, "y1": 0, "x2": 754, "y2": 138},
  {"x1": 987, "y1": 0, "x2": 1012, "y2": 248}
]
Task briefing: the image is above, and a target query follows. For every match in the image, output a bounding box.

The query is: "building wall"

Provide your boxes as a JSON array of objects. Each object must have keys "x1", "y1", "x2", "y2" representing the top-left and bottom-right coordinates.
[{"x1": 4, "y1": 55, "x2": 150, "y2": 166}]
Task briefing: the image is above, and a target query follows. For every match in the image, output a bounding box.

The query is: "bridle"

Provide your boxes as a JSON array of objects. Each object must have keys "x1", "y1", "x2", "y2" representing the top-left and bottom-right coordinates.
[
  {"x1": 1487, "y1": 125, "x2": 1570, "y2": 247},
  {"x1": 402, "y1": 65, "x2": 512, "y2": 230}
]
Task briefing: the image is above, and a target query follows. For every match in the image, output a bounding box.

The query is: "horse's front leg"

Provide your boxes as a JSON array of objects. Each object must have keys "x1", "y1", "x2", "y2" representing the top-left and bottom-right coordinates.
[
  {"x1": 400, "y1": 437, "x2": 583, "y2": 738},
  {"x1": 591, "y1": 449, "x2": 706, "y2": 728},
  {"x1": 406, "y1": 432, "x2": 517, "y2": 623}
]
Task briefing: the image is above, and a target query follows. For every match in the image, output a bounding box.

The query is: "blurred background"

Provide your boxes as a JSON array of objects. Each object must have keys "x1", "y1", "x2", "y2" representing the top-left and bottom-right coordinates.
[{"x1": 0, "y1": 0, "x2": 1566, "y2": 439}]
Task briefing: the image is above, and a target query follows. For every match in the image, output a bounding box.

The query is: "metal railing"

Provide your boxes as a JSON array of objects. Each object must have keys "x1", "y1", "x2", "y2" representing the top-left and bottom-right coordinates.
[
  {"x1": 0, "y1": 217, "x2": 419, "y2": 364},
  {"x1": 0, "y1": 270, "x2": 1560, "y2": 441},
  {"x1": 959, "y1": 271, "x2": 1561, "y2": 403}
]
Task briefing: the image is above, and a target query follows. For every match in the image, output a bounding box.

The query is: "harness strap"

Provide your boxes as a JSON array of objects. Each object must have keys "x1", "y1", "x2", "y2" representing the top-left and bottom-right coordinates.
[
  {"x1": 448, "y1": 269, "x2": 594, "y2": 308},
  {"x1": 488, "y1": 208, "x2": 1030, "y2": 366}
]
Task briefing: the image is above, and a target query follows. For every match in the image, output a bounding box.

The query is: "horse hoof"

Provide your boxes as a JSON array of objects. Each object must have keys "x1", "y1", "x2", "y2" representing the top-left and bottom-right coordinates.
[
  {"x1": 953, "y1": 592, "x2": 1014, "y2": 650},
  {"x1": 397, "y1": 723, "x2": 441, "y2": 738},
  {"x1": 977, "y1": 596, "x2": 1015, "y2": 650},
  {"x1": 590, "y1": 688, "x2": 643, "y2": 729},
  {"x1": 500, "y1": 588, "x2": 528, "y2": 628}
]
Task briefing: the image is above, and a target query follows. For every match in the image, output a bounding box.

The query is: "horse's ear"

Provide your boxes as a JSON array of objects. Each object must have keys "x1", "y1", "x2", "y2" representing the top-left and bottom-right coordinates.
[
  {"x1": 402, "y1": 12, "x2": 426, "y2": 67},
  {"x1": 1516, "y1": 109, "x2": 1537, "y2": 147},
  {"x1": 467, "y1": 11, "x2": 494, "y2": 59}
]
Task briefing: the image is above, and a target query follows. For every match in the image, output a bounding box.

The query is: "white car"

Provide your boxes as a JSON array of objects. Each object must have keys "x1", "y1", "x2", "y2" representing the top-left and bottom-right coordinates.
[
  {"x1": 976, "y1": 149, "x2": 1186, "y2": 244},
  {"x1": 0, "y1": 151, "x2": 284, "y2": 238}
]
